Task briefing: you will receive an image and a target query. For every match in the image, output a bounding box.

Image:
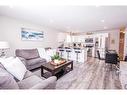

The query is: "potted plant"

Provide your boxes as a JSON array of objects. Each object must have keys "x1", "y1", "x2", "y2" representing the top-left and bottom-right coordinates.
[{"x1": 51, "y1": 54, "x2": 61, "y2": 64}]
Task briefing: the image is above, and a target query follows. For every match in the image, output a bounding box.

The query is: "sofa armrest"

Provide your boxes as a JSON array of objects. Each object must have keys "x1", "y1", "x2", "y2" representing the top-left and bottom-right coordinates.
[
  {"x1": 30, "y1": 76, "x2": 57, "y2": 89},
  {"x1": 18, "y1": 57, "x2": 27, "y2": 66}
]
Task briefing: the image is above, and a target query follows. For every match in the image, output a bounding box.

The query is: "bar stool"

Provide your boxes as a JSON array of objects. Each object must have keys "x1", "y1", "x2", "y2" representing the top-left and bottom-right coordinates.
[
  {"x1": 59, "y1": 48, "x2": 64, "y2": 58},
  {"x1": 65, "y1": 47, "x2": 71, "y2": 60},
  {"x1": 74, "y1": 48, "x2": 81, "y2": 62}
]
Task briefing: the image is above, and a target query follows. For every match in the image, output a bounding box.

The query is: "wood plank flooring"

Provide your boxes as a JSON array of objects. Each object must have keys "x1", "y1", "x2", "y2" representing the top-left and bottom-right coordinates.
[{"x1": 56, "y1": 58, "x2": 122, "y2": 89}]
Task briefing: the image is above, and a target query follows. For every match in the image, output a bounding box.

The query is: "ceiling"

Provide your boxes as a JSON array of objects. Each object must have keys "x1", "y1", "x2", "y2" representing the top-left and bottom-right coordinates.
[{"x1": 0, "y1": 6, "x2": 127, "y2": 33}]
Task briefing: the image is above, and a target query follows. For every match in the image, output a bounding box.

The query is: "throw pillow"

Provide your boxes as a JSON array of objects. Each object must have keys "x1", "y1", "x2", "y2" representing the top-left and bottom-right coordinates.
[
  {"x1": 37, "y1": 48, "x2": 51, "y2": 62},
  {"x1": 0, "y1": 57, "x2": 27, "y2": 81},
  {"x1": 46, "y1": 49, "x2": 56, "y2": 57}
]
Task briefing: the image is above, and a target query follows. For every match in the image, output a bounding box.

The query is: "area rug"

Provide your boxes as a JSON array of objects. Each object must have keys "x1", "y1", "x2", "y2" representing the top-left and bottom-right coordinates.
[{"x1": 33, "y1": 59, "x2": 122, "y2": 89}]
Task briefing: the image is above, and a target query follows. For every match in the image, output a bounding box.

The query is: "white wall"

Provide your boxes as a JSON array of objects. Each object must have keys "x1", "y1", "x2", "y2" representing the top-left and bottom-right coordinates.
[
  {"x1": 107, "y1": 29, "x2": 120, "y2": 52},
  {"x1": 0, "y1": 16, "x2": 120, "y2": 56},
  {"x1": 0, "y1": 16, "x2": 59, "y2": 56}
]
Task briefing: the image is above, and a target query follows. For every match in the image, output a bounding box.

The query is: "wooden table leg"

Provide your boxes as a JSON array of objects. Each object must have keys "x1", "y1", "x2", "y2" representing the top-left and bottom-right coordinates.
[
  {"x1": 41, "y1": 66, "x2": 44, "y2": 77},
  {"x1": 71, "y1": 62, "x2": 73, "y2": 70},
  {"x1": 51, "y1": 71, "x2": 55, "y2": 76}
]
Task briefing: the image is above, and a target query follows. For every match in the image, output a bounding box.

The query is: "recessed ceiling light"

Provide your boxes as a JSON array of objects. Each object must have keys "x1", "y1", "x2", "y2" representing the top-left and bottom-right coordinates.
[{"x1": 101, "y1": 20, "x2": 105, "y2": 22}]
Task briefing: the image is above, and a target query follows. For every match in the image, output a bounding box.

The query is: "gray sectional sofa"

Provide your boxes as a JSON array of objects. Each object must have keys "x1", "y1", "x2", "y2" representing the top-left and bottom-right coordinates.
[
  {"x1": 0, "y1": 48, "x2": 57, "y2": 89},
  {"x1": 0, "y1": 63, "x2": 57, "y2": 89}
]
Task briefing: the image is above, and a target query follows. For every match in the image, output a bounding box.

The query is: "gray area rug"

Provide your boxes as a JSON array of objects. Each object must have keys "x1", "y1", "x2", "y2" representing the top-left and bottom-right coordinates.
[
  {"x1": 33, "y1": 59, "x2": 122, "y2": 89},
  {"x1": 33, "y1": 62, "x2": 82, "y2": 89}
]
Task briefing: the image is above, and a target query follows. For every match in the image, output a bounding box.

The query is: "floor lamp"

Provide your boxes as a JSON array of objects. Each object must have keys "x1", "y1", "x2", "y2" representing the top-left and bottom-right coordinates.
[{"x1": 0, "y1": 41, "x2": 9, "y2": 57}]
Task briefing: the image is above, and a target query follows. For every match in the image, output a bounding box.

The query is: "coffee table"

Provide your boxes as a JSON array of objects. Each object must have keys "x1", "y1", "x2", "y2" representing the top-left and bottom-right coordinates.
[{"x1": 41, "y1": 60, "x2": 73, "y2": 79}]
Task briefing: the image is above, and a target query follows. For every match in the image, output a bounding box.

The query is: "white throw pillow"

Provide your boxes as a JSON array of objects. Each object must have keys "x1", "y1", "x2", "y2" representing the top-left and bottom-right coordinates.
[
  {"x1": 0, "y1": 57, "x2": 14, "y2": 62},
  {"x1": 37, "y1": 48, "x2": 46, "y2": 58},
  {"x1": 0, "y1": 57, "x2": 27, "y2": 81},
  {"x1": 46, "y1": 49, "x2": 56, "y2": 57},
  {"x1": 37, "y1": 48, "x2": 51, "y2": 62}
]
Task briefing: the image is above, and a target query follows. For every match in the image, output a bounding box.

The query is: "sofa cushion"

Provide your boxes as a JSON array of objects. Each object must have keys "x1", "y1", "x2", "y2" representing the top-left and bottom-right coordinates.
[
  {"x1": 16, "y1": 49, "x2": 40, "y2": 60},
  {"x1": 18, "y1": 75, "x2": 42, "y2": 89},
  {"x1": 18, "y1": 57, "x2": 27, "y2": 66},
  {"x1": 37, "y1": 48, "x2": 51, "y2": 62},
  {"x1": 0, "y1": 67, "x2": 19, "y2": 89},
  {"x1": 23, "y1": 70, "x2": 34, "y2": 79},
  {"x1": 0, "y1": 57, "x2": 27, "y2": 81},
  {"x1": 27, "y1": 58, "x2": 46, "y2": 66},
  {"x1": 31, "y1": 76, "x2": 57, "y2": 89},
  {"x1": 27, "y1": 62, "x2": 45, "y2": 70}
]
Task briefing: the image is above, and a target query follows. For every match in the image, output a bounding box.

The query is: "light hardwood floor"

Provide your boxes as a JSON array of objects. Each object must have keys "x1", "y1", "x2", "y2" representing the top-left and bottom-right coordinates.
[{"x1": 56, "y1": 58, "x2": 122, "y2": 89}]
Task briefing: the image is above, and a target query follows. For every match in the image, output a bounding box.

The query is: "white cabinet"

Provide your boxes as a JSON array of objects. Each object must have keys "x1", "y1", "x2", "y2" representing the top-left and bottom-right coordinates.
[
  {"x1": 94, "y1": 33, "x2": 108, "y2": 58},
  {"x1": 63, "y1": 33, "x2": 108, "y2": 58},
  {"x1": 72, "y1": 36, "x2": 79, "y2": 42},
  {"x1": 57, "y1": 33, "x2": 66, "y2": 42},
  {"x1": 71, "y1": 36, "x2": 85, "y2": 43}
]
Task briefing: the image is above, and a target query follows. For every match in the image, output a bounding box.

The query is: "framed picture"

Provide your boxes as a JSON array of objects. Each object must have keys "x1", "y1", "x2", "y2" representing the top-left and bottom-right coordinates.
[{"x1": 21, "y1": 28, "x2": 44, "y2": 41}]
